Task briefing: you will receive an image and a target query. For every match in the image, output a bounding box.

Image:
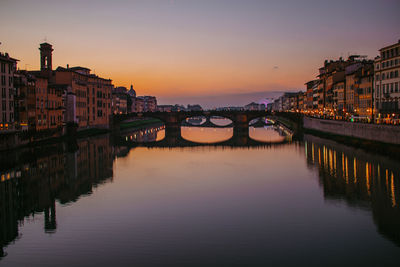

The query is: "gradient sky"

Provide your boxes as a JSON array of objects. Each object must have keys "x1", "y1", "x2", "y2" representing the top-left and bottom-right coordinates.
[{"x1": 1, "y1": 0, "x2": 399, "y2": 106}]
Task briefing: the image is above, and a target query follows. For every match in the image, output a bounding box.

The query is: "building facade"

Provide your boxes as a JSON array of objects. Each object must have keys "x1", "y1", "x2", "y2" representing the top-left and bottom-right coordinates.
[
  {"x1": 374, "y1": 40, "x2": 400, "y2": 120},
  {"x1": 0, "y1": 52, "x2": 18, "y2": 131}
]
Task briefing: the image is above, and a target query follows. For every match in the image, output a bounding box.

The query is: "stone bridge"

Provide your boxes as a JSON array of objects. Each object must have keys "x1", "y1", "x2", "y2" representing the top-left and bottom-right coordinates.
[{"x1": 112, "y1": 110, "x2": 272, "y2": 139}]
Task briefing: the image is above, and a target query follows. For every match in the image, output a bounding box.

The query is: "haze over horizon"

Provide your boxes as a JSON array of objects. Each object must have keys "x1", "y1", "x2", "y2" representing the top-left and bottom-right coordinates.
[{"x1": 1, "y1": 0, "x2": 399, "y2": 106}]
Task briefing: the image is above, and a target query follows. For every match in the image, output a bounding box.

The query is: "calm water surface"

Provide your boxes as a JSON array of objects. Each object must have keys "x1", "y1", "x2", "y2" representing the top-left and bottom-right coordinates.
[{"x1": 0, "y1": 124, "x2": 399, "y2": 266}]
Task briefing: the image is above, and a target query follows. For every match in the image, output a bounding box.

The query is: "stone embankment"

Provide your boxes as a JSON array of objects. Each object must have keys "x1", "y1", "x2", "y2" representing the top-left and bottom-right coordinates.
[{"x1": 303, "y1": 117, "x2": 400, "y2": 145}]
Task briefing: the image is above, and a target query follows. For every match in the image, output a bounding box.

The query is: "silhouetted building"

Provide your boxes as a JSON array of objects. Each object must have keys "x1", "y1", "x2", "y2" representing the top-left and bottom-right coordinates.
[
  {"x1": 244, "y1": 102, "x2": 265, "y2": 111},
  {"x1": 187, "y1": 104, "x2": 203, "y2": 111}
]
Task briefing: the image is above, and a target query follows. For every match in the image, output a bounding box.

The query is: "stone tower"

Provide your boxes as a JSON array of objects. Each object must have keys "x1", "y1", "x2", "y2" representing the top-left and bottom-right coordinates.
[{"x1": 39, "y1": 42, "x2": 53, "y2": 71}]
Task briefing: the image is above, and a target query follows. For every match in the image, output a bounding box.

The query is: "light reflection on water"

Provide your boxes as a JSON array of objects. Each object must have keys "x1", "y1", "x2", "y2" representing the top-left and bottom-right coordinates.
[
  {"x1": 123, "y1": 125, "x2": 165, "y2": 142},
  {"x1": 249, "y1": 126, "x2": 286, "y2": 143},
  {"x1": 181, "y1": 126, "x2": 233, "y2": 143},
  {"x1": 210, "y1": 117, "x2": 232, "y2": 126},
  {"x1": 0, "y1": 125, "x2": 399, "y2": 266}
]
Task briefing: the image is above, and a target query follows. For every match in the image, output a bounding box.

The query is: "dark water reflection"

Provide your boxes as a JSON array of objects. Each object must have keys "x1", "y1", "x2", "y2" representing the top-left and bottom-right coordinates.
[{"x1": 0, "y1": 125, "x2": 399, "y2": 266}]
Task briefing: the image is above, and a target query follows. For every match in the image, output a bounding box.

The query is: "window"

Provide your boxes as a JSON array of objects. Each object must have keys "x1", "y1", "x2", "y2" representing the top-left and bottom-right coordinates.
[{"x1": 395, "y1": 82, "x2": 399, "y2": 93}]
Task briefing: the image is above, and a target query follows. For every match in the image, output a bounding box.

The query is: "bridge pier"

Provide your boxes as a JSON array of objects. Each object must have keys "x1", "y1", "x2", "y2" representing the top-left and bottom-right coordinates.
[
  {"x1": 164, "y1": 115, "x2": 182, "y2": 145},
  {"x1": 232, "y1": 114, "x2": 250, "y2": 146}
]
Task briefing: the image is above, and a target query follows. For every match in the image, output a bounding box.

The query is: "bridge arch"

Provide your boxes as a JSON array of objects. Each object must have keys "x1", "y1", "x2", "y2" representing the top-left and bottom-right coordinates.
[{"x1": 112, "y1": 110, "x2": 272, "y2": 140}]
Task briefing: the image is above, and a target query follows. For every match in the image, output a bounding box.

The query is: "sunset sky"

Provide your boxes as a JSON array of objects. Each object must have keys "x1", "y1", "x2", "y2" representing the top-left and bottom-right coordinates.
[{"x1": 1, "y1": 0, "x2": 399, "y2": 107}]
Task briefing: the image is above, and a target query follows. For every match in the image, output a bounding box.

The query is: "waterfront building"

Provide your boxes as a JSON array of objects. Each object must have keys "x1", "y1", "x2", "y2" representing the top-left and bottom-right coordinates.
[
  {"x1": 358, "y1": 64, "x2": 374, "y2": 117},
  {"x1": 172, "y1": 104, "x2": 187, "y2": 112},
  {"x1": 344, "y1": 61, "x2": 374, "y2": 118},
  {"x1": 331, "y1": 71, "x2": 345, "y2": 114},
  {"x1": 54, "y1": 66, "x2": 112, "y2": 129},
  {"x1": 143, "y1": 96, "x2": 157, "y2": 112},
  {"x1": 127, "y1": 85, "x2": 136, "y2": 112},
  {"x1": 187, "y1": 104, "x2": 203, "y2": 111},
  {"x1": 112, "y1": 89, "x2": 128, "y2": 114},
  {"x1": 317, "y1": 81, "x2": 324, "y2": 111},
  {"x1": 0, "y1": 52, "x2": 18, "y2": 132},
  {"x1": 312, "y1": 80, "x2": 320, "y2": 110},
  {"x1": 29, "y1": 43, "x2": 113, "y2": 129},
  {"x1": 13, "y1": 71, "x2": 35, "y2": 130},
  {"x1": 345, "y1": 63, "x2": 361, "y2": 114},
  {"x1": 317, "y1": 56, "x2": 362, "y2": 113},
  {"x1": 244, "y1": 102, "x2": 265, "y2": 111},
  {"x1": 374, "y1": 40, "x2": 400, "y2": 120},
  {"x1": 333, "y1": 80, "x2": 345, "y2": 114},
  {"x1": 134, "y1": 96, "x2": 157, "y2": 112},
  {"x1": 272, "y1": 98, "x2": 282, "y2": 111},
  {"x1": 157, "y1": 105, "x2": 174, "y2": 112},
  {"x1": 135, "y1": 97, "x2": 144, "y2": 112},
  {"x1": 305, "y1": 80, "x2": 318, "y2": 110}
]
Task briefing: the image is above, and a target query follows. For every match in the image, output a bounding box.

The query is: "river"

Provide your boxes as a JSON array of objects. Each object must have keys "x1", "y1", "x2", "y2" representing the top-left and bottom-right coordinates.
[{"x1": 0, "y1": 122, "x2": 399, "y2": 266}]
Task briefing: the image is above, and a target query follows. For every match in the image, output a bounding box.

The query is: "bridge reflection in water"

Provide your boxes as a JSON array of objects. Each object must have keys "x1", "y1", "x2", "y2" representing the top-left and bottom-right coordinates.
[
  {"x1": 113, "y1": 110, "x2": 283, "y2": 146},
  {"x1": 117, "y1": 118, "x2": 291, "y2": 148}
]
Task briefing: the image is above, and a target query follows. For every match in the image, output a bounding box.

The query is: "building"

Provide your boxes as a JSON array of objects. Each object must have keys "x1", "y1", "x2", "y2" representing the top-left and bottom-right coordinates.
[
  {"x1": 345, "y1": 63, "x2": 362, "y2": 114},
  {"x1": 28, "y1": 43, "x2": 113, "y2": 130},
  {"x1": 331, "y1": 71, "x2": 345, "y2": 114},
  {"x1": 157, "y1": 105, "x2": 174, "y2": 112},
  {"x1": 112, "y1": 89, "x2": 128, "y2": 114},
  {"x1": 54, "y1": 66, "x2": 113, "y2": 129},
  {"x1": 305, "y1": 80, "x2": 318, "y2": 110},
  {"x1": 312, "y1": 81, "x2": 319, "y2": 110},
  {"x1": 317, "y1": 56, "x2": 363, "y2": 113},
  {"x1": 374, "y1": 39, "x2": 400, "y2": 120},
  {"x1": 333, "y1": 79, "x2": 345, "y2": 114},
  {"x1": 13, "y1": 71, "x2": 35, "y2": 130},
  {"x1": 244, "y1": 102, "x2": 265, "y2": 111},
  {"x1": 344, "y1": 61, "x2": 374, "y2": 118},
  {"x1": 357, "y1": 64, "x2": 374, "y2": 117},
  {"x1": 135, "y1": 96, "x2": 157, "y2": 112},
  {"x1": 143, "y1": 96, "x2": 157, "y2": 112},
  {"x1": 135, "y1": 97, "x2": 144, "y2": 112},
  {"x1": 0, "y1": 52, "x2": 18, "y2": 132},
  {"x1": 187, "y1": 104, "x2": 203, "y2": 111},
  {"x1": 127, "y1": 85, "x2": 136, "y2": 113}
]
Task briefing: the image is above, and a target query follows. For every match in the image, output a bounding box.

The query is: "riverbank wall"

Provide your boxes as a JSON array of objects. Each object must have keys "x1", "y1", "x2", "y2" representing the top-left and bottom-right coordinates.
[
  {"x1": 0, "y1": 118, "x2": 164, "y2": 151},
  {"x1": 303, "y1": 117, "x2": 400, "y2": 145}
]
